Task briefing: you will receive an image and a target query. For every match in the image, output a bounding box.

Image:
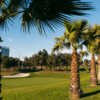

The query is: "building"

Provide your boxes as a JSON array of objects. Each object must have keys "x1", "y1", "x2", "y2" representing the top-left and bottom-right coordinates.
[{"x1": 1, "y1": 46, "x2": 9, "y2": 57}]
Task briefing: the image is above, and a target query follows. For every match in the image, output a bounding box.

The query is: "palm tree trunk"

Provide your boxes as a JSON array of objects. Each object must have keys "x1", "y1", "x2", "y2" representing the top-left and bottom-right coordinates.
[
  {"x1": 90, "y1": 53, "x2": 97, "y2": 86},
  {"x1": 0, "y1": 46, "x2": 2, "y2": 93},
  {"x1": 97, "y1": 54, "x2": 100, "y2": 80},
  {"x1": 70, "y1": 49, "x2": 81, "y2": 99}
]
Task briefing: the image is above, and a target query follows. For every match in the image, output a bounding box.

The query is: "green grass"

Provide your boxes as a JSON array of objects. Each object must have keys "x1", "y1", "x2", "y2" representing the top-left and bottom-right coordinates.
[
  {"x1": 1, "y1": 71, "x2": 100, "y2": 100},
  {"x1": 1, "y1": 71, "x2": 18, "y2": 76}
]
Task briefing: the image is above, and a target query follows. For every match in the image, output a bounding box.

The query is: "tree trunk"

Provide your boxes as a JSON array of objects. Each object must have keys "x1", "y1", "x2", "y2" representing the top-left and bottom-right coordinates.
[
  {"x1": 0, "y1": 46, "x2": 2, "y2": 93},
  {"x1": 90, "y1": 53, "x2": 97, "y2": 86},
  {"x1": 97, "y1": 54, "x2": 100, "y2": 80},
  {"x1": 70, "y1": 49, "x2": 81, "y2": 99}
]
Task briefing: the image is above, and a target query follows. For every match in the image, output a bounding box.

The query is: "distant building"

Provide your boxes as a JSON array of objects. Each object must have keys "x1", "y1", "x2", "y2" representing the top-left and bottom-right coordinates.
[{"x1": 1, "y1": 46, "x2": 9, "y2": 57}]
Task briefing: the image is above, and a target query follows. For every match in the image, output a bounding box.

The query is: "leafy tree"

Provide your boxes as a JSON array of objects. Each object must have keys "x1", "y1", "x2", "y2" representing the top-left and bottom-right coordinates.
[
  {"x1": 1, "y1": 56, "x2": 21, "y2": 68},
  {"x1": 37, "y1": 49, "x2": 48, "y2": 70},
  {"x1": 47, "y1": 55, "x2": 55, "y2": 71},
  {"x1": 24, "y1": 57, "x2": 32, "y2": 69},
  {"x1": 32, "y1": 54, "x2": 40, "y2": 67},
  {"x1": 23, "y1": 49, "x2": 72, "y2": 71}
]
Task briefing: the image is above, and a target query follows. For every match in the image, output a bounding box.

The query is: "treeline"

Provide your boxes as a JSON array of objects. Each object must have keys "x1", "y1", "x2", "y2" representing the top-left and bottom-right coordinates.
[
  {"x1": 1, "y1": 49, "x2": 91, "y2": 71},
  {"x1": 24, "y1": 49, "x2": 72, "y2": 71},
  {"x1": 1, "y1": 49, "x2": 72, "y2": 71},
  {"x1": 1, "y1": 56, "x2": 21, "y2": 69}
]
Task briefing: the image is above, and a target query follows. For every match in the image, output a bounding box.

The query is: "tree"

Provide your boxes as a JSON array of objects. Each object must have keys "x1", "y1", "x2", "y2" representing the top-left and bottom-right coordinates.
[
  {"x1": 83, "y1": 24, "x2": 100, "y2": 86},
  {"x1": 37, "y1": 49, "x2": 48, "y2": 70},
  {"x1": 79, "y1": 51, "x2": 88, "y2": 65},
  {"x1": 95, "y1": 33, "x2": 100, "y2": 81},
  {"x1": 0, "y1": 37, "x2": 3, "y2": 94},
  {"x1": 83, "y1": 59, "x2": 90, "y2": 72},
  {"x1": 0, "y1": 0, "x2": 5, "y2": 8},
  {"x1": 97, "y1": 54, "x2": 100, "y2": 80},
  {"x1": 1, "y1": 56, "x2": 21, "y2": 69},
  {"x1": 52, "y1": 20, "x2": 88, "y2": 99},
  {"x1": 0, "y1": 0, "x2": 92, "y2": 32},
  {"x1": 64, "y1": 20, "x2": 89, "y2": 99}
]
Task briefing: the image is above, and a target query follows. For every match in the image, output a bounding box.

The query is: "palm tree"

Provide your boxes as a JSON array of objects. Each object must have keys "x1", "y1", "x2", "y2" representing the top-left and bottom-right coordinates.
[
  {"x1": 64, "y1": 20, "x2": 88, "y2": 99},
  {"x1": 98, "y1": 53, "x2": 100, "y2": 80},
  {"x1": 0, "y1": 0, "x2": 5, "y2": 7},
  {"x1": 0, "y1": 0, "x2": 92, "y2": 32},
  {"x1": 83, "y1": 59, "x2": 90, "y2": 72},
  {"x1": 83, "y1": 24, "x2": 100, "y2": 86},
  {"x1": 0, "y1": 37, "x2": 3, "y2": 94},
  {"x1": 79, "y1": 51, "x2": 88, "y2": 65},
  {"x1": 95, "y1": 36, "x2": 100, "y2": 81},
  {"x1": 52, "y1": 20, "x2": 88, "y2": 99}
]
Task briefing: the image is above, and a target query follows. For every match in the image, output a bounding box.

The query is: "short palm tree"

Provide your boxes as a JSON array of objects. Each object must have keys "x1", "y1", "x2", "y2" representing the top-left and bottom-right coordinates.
[
  {"x1": 0, "y1": 0, "x2": 92, "y2": 32},
  {"x1": 52, "y1": 20, "x2": 88, "y2": 99},
  {"x1": 79, "y1": 51, "x2": 88, "y2": 65},
  {"x1": 83, "y1": 24, "x2": 100, "y2": 86},
  {"x1": 52, "y1": 36, "x2": 65, "y2": 54}
]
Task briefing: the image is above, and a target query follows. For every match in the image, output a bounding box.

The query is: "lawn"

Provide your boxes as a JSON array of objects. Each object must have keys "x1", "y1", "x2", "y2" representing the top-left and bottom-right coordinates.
[{"x1": 1, "y1": 71, "x2": 100, "y2": 100}]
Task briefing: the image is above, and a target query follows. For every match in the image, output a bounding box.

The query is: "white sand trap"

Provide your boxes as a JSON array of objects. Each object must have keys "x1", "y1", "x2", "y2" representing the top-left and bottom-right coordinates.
[{"x1": 3, "y1": 73, "x2": 30, "y2": 78}]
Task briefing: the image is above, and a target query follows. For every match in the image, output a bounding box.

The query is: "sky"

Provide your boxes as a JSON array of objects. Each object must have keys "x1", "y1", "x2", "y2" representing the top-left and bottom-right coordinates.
[{"x1": 0, "y1": 0, "x2": 100, "y2": 60}]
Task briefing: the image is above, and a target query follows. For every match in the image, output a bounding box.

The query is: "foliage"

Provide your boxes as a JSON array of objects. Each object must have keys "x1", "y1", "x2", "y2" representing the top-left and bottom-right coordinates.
[
  {"x1": 52, "y1": 20, "x2": 88, "y2": 55},
  {"x1": 83, "y1": 24, "x2": 100, "y2": 54},
  {"x1": 79, "y1": 51, "x2": 88, "y2": 64},
  {"x1": 0, "y1": 0, "x2": 93, "y2": 32},
  {"x1": 1, "y1": 56, "x2": 21, "y2": 68},
  {"x1": 23, "y1": 49, "x2": 72, "y2": 70}
]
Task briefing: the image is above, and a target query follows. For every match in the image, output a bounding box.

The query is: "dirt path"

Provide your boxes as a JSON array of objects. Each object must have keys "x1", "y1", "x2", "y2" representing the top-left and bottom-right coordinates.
[{"x1": 2, "y1": 73, "x2": 30, "y2": 78}]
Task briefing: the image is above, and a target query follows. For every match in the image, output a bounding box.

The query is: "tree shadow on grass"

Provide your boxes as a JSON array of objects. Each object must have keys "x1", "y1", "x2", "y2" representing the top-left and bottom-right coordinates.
[
  {"x1": 0, "y1": 97, "x2": 3, "y2": 100},
  {"x1": 79, "y1": 68, "x2": 86, "y2": 72},
  {"x1": 19, "y1": 68, "x2": 41, "y2": 73},
  {"x1": 81, "y1": 90, "x2": 100, "y2": 98}
]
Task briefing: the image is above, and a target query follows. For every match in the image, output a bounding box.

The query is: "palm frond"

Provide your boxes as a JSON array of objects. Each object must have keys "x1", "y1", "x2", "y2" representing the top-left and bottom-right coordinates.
[
  {"x1": 0, "y1": 0, "x2": 93, "y2": 33},
  {"x1": 0, "y1": 37, "x2": 3, "y2": 42},
  {"x1": 63, "y1": 42, "x2": 71, "y2": 49}
]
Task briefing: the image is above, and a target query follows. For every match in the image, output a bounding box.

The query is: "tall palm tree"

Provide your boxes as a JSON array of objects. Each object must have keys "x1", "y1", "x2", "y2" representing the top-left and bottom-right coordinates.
[
  {"x1": 0, "y1": 0, "x2": 92, "y2": 32},
  {"x1": 95, "y1": 27, "x2": 100, "y2": 81},
  {"x1": 64, "y1": 20, "x2": 88, "y2": 99},
  {"x1": 52, "y1": 20, "x2": 88, "y2": 99},
  {"x1": 0, "y1": 37, "x2": 3, "y2": 94},
  {"x1": 98, "y1": 53, "x2": 100, "y2": 80},
  {"x1": 95, "y1": 36, "x2": 100, "y2": 81},
  {"x1": 83, "y1": 24, "x2": 100, "y2": 86}
]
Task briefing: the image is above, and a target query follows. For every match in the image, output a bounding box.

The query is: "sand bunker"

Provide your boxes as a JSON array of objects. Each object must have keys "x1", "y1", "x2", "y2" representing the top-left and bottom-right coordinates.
[{"x1": 3, "y1": 73, "x2": 30, "y2": 78}]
